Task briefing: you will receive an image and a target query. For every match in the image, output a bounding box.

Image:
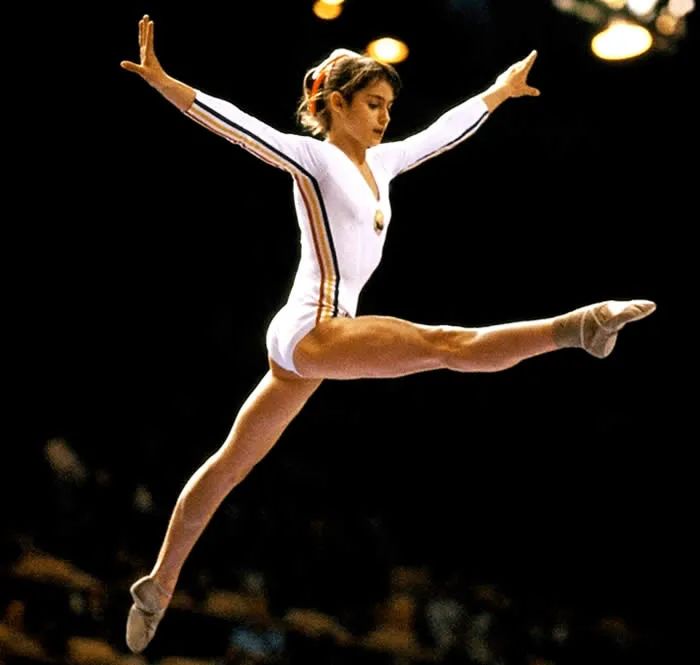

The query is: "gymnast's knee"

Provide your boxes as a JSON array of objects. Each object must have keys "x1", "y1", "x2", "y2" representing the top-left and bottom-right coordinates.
[{"x1": 427, "y1": 325, "x2": 478, "y2": 368}]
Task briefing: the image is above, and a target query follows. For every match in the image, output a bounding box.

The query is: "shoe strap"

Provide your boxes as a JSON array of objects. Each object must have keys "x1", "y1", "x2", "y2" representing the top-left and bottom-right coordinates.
[{"x1": 150, "y1": 578, "x2": 173, "y2": 599}]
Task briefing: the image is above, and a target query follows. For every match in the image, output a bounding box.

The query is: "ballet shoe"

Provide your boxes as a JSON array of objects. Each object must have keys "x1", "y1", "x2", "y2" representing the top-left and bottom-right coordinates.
[
  {"x1": 125, "y1": 575, "x2": 171, "y2": 653},
  {"x1": 554, "y1": 300, "x2": 656, "y2": 358}
]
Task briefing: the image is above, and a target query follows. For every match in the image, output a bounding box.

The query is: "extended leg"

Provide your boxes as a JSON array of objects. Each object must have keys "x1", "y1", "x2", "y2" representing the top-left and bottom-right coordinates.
[
  {"x1": 293, "y1": 300, "x2": 656, "y2": 380},
  {"x1": 126, "y1": 369, "x2": 322, "y2": 653}
]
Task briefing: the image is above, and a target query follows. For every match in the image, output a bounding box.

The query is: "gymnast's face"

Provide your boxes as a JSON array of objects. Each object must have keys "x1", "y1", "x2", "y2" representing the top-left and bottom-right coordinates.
[{"x1": 332, "y1": 78, "x2": 395, "y2": 148}]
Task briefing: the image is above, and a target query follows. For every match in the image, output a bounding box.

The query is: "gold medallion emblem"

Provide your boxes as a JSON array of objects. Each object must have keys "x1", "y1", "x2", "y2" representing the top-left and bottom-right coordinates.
[{"x1": 373, "y1": 209, "x2": 385, "y2": 235}]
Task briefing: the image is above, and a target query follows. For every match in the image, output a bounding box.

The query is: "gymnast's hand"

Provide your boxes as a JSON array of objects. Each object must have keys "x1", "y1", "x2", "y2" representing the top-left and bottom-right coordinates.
[
  {"x1": 120, "y1": 14, "x2": 167, "y2": 88},
  {"x1": 495, "y1": 50, "x2": 541, "y2": 98}
]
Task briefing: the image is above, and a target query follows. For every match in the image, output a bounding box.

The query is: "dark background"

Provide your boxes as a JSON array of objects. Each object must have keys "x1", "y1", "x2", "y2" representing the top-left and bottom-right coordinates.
[{"x1": 12, "y1": 0, "x2": 695, "y2": 654}]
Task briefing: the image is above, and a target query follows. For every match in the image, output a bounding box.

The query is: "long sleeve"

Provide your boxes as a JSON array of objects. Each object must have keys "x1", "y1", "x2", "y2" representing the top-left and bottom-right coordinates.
[
  {"x1": 371, "y1": 95, "x2": 489, "y2": 178},
  {"x1": 185, "y1": 90, "x2": 323, "y2": 176}
]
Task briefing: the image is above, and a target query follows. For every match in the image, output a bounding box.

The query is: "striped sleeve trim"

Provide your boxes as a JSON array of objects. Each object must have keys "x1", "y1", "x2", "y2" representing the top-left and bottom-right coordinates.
[
  {"x1": 398, "y1": 108, "x2": 489, "y2": 175},
  {"x1": 187, "y1": 98, "x2": 341, "y2": 320}
]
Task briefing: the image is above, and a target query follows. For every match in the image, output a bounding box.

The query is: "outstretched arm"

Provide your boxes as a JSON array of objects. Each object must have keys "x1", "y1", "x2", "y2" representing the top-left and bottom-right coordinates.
[
  {"x1": 480, "y1": 49, "x2": 540, "y2": 112},
  {"x1": 121, "y1": 15, "x2": 322, "y2": 177},
  {"x1": 120, "y1": 14, "x2": 195, "y2": 112},
  {"x1": 373, "y1": 50, "x2": 541, "y2": 177}
]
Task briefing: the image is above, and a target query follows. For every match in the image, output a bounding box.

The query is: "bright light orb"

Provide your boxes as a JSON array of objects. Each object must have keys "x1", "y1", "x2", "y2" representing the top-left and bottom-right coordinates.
[
  {"x1": 366, "y1": 37, "x2": 409, "y2": 64},
  {"x1": 591, "y1": 19, "x2": 653, "y2": 59}
]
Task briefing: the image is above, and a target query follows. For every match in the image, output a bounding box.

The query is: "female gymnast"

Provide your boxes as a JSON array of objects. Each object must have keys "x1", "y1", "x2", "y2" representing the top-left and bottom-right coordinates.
[{"x1": 120, "y1": 14, "x2": 655, "y2": 653}]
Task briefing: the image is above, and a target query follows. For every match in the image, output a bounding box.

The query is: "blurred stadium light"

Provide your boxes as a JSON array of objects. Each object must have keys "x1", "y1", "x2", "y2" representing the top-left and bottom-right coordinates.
[{"x1": 552, "y1": 0, "x2": 695, "y2": 59}]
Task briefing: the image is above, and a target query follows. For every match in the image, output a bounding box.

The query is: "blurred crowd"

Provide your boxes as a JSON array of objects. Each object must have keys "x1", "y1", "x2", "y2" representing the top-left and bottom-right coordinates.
[{"x1": 1, "y1": 438, "x2": 666, "y2": 665}]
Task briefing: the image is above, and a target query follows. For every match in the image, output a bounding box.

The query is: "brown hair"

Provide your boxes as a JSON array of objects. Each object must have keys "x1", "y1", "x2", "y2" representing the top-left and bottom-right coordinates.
[{"x1": 296, "y1": 52, "x2": 401, "y2": 138}]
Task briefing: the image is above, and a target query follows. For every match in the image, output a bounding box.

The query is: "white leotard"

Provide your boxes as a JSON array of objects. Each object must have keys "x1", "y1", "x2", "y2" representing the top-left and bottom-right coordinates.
[{"x1": 185, "y1": 90, "x2": 489, "y2": 372}]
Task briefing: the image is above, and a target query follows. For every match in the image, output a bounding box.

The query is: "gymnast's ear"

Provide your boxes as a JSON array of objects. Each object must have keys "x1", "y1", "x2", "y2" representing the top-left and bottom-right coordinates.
[{"x1": 327, "y1": 90, "x2": 347, "y2": 114}]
